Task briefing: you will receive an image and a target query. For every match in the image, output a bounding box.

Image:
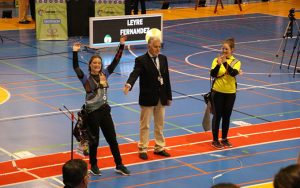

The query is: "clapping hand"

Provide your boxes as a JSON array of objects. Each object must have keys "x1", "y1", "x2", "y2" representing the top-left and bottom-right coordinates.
[
  {"x1": 239, "y1": 69, "x2": 244, "y2": 76},
  {"x1": 217, "y1": 54, "x2": 226, "y2": 65}
]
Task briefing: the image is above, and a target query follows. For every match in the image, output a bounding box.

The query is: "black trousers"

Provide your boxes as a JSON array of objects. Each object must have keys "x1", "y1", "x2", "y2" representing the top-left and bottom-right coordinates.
[
  {"x1": 211, "y1": 91, "x2": 236, "y2": 141},
  {"x1": 87, "y1": 104, "x2": 122, "y2": 167},
  {"x1": 133, "y1": 0, "x2": 146, "y2": 14},
  {"x1": 29, "y1": 0, "x2": 35, "y2": 21},
  {"x1": 125, "y1": 0, "x2": 133, "y2": 15},
  {"x1": 198, "y1": 0, "x2": 206, "y2": 5}
]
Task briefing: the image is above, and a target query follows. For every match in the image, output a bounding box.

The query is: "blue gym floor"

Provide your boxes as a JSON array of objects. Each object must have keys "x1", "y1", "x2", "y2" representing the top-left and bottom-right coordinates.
[{"x1": 0, "y1": 13, "x2": 300, "y2": 187}]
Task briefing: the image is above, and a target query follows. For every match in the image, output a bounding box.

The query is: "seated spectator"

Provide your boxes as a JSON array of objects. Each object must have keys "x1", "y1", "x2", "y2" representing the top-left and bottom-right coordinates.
[
  {"x1": 211, "y1": 183, "x2": 240, "y2": 188},
  {"x1": 62, "y1": 159, "x2": 88, "y2": 188},
  {"x1": 273, "y1": 164, "x2": 300, "y2": 188}
]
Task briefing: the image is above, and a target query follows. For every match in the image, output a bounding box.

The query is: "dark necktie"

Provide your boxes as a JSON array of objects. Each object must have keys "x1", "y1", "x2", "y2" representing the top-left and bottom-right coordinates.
[{"x1": 152, "y1": 56, "x2": 157, "y2": 66}]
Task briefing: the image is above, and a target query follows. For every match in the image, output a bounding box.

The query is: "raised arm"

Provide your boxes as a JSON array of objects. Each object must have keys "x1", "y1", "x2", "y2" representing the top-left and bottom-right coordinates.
[
  {"x1": 72, "y1": 43, "x2": 84, "y2": 79},
  {"x1": 106, "y1": 35, "x2": 127, "y2": 75}
]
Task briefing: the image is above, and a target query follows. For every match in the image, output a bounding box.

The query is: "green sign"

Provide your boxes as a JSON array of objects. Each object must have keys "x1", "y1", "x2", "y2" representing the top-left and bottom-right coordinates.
[
  {"x1": 95, "y1": 0, "x2": 125, "y2": 17},
  {"x1": 36, "y1": 0, "x2": 68, "y2": 40}
]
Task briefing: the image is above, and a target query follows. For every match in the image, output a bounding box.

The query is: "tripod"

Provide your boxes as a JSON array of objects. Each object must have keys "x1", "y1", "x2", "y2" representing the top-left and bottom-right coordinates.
[
  {"x1": 59, "y1": 106, "x2": 76, "y2": 160},
  {"x1": 271, "y1": 9, "x2": 299, "y2": 77},
  {"x1": 287, "y1": 23, "x2": 300, "y2": 77}
]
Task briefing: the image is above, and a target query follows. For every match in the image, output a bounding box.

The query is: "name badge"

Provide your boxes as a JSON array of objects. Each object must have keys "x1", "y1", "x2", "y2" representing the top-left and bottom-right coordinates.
[{"x1": 158, "y1": 76, "x2": 164, "y2": 85}]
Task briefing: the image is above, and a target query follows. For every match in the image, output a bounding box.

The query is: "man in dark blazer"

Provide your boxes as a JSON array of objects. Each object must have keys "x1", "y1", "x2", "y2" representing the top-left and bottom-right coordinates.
[{"x1": 123, "y1": 37, "x2": 172, "y2": 160}]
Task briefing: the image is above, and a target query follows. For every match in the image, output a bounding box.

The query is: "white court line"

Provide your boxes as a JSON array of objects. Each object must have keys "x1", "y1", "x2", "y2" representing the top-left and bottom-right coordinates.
[
  {"x1": 164, "y1": 15, "x2": 274, "y2": 29},
  {"x1": 0, "y1": 94, "x2": 205, "y2": 122},
  {"x1": 169, "y1": 68, "x2": 209, "y2": 80},
  {"x1": 1, "y1": 127, "x2": 299, "y2": 187},
  {"x1": 182, "y1": 39, "x2": 300, "y2": 92},
  {"x1": 165, "y1": 126, "x2": 300, "y2": 150},
  {"x1": 0, "y1": 148, "x2": 63, "y2": 187},
  {"x1": 238, "y1": 81, "x2": 300, "y2": 93},
  {"x1": 0, "y1": 148, "x2": 20, "y2": 159},
  {"x1": 185, "y1": 50, "x2": 213, "y2": 70},
  {"x1": 185, "y1": 36, "x2": 300, "y2": 72},
  {"x1": 1, "y1": 78, "x2": 300, "y2": 123},
  {"x1": 201, "y1": 37, "x2": 296, "y2": 48},
  {"x1": 202, "y1": 45, "x2": 291, "y2": 68}
]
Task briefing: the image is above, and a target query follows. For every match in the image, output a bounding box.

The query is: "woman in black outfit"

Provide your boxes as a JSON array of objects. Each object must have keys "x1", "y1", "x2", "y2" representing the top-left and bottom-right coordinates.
[{"x1": 72, "y1": 35, "x2": 130, "y2": 176}]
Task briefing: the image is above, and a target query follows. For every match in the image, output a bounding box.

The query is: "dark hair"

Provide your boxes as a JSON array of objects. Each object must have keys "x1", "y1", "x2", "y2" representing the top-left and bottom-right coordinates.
[
  {"x1": 223, "y1": 38, "x2": 235, "y2": 49},
  {"x1": 88, "y1": 55, "x2": 103, "y2": 73},
  {"x1": 62, "y1": 159, "x2": 87, "y2": 188},
  {"x1": 273, "y1": 164, "x2": 300, "y2": 188},
  {"x1": 211, "y1": 183, "x2": 240, "y2": 188}
]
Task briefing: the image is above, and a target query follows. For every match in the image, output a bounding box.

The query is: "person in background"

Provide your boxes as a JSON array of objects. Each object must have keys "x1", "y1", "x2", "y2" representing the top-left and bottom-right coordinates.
[
  {"x1": 29, "y1": 0, "x2": 35, "y2": 21},
  {"x1": 123, "y1": 36, "x2": 172, "y2": 160},
  {"x1": 273, "y1": 164, "x2": 300, "y2": 188},
  {"x1": 210, "y1": 38, "x2": 242, "y2": 150},
  {"x1": 133, "y1": 0, "x2": 146, "y2": 14},
  {"x1": 72, "y1": 35, "x2": 130, "y2": 176},
  {"x1": 198, "y1": 0, "x2": 206, "y2": 7},
  {"x1": 18, "y1": 0, "x2": 30, "y2": 24},
  {"x1": 62, "y1": 159, "x2": 88, "y2": 188}
]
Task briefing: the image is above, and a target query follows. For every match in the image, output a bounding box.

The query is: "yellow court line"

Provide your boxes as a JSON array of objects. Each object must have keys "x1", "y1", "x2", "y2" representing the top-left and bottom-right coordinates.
[
  {"x1": 243, "y1": 182, "x2": 273, "y2": 188},
  {"x1": 0, "y1": 87, "x2": 11, "y2": 105}
]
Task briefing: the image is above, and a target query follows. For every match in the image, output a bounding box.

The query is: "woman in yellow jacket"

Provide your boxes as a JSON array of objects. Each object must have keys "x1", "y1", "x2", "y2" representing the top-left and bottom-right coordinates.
[{"x1": 210, "y1": 38, "x2": 241, "y2": 149}]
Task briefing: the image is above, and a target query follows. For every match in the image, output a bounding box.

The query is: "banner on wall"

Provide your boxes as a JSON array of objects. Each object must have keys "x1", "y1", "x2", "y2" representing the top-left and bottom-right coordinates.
[
  {"x1": 95, "y1": 0, "x2": 125, "y2": 17},
  {"x1": 36, "y1": 0, "x2": 68, "y2": 40}
]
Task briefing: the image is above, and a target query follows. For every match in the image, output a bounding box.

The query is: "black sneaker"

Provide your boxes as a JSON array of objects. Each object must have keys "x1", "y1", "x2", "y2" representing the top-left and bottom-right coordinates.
[
  {"x1": 115, "y1": 165, "x2": 130, "y2": 176},
  {"x1": 211, "y1": 141, "x2": 224, "y2": 150},
  {"x1": 19, "y1": 20, "x2": 30, "y2": 24},
  {"x1": 139, "y1": 152, "x2": 148, "y2": 160},
  {"x1": 221, "y1": 139, "x2": 233, "y2": 148},
  {"x1": 154, "y1": 150, "x2": 171, "y2": 157},
  {"x1": 90, "y1": 164, "x2": 101, "y2": 176}
]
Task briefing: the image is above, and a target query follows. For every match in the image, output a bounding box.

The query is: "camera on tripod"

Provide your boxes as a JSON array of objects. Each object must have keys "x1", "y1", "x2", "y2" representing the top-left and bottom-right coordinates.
[
  {"x1": 286, "y1": 8, "x2": 297, "y2": 38},
  {"x1": 288, "y1": 8, "x2": 296, "y2": 21},
  {"x1": 273, "y1": 7, "x2": 300, "y2": 77}
]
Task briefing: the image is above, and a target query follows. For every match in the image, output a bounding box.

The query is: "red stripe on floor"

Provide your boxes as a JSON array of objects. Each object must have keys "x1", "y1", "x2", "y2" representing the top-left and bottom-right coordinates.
[{"x1": 0, "y1": 118, "x2": 300, "y2": 186}]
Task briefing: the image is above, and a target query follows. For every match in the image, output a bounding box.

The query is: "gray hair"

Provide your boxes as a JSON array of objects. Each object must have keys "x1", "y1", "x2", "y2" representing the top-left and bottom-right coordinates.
[{"x1": 148, "y1": 36, "x2": 161, "y2": 45}]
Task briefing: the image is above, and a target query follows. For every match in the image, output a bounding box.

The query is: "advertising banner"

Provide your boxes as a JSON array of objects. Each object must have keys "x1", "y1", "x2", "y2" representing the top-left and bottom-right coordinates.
[
  {"x1": 36, "y1": 0, "x2": 68, "y2": 40},
  {"x1": 95, "y1": 0, "x2": 125, "y2": 17}
]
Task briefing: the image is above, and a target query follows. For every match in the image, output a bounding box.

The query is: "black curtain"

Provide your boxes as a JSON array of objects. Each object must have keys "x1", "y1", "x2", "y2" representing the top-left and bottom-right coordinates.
[{"x1": 67, "y1": 0, "x2": 95, "y2": 37}]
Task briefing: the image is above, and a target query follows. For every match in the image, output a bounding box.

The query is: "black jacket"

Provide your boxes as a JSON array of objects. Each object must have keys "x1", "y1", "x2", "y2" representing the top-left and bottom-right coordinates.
[{"x1": 126, "y1": 53, "x2": 172, "y2": 106}]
